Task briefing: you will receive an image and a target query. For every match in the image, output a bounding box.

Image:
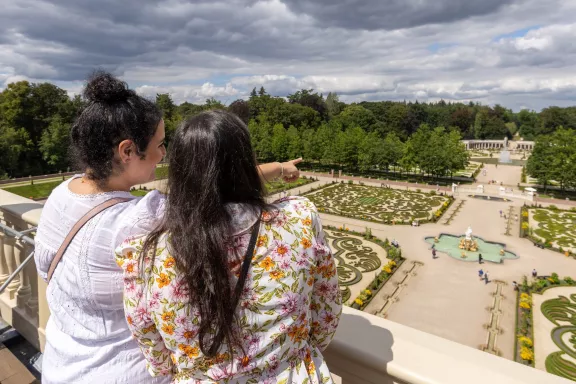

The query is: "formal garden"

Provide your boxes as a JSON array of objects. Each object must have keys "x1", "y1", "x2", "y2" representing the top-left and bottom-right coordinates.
[
  {"x1": 515, "y1": 275, "x2": 576, "y2": 381},
  {"x1": 521, "y1": 206, "x2": 576, "y2": 256},
  {"x1": 323, "y1": 225, "x2": 404, "y2": 307},
  {"x1": 306, "y1": 182, "x2": 453, "y2": 224}
]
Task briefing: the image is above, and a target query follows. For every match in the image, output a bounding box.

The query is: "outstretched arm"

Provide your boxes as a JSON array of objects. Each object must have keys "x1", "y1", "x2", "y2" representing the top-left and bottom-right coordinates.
[{"x1": 258, "y1": 158, "x2": 302, "y2": 184}]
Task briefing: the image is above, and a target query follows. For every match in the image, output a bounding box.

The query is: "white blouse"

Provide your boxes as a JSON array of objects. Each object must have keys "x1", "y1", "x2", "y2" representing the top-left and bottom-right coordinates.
[{"x1": 34, "y1": 176, "x2": 170, "y2": 384}]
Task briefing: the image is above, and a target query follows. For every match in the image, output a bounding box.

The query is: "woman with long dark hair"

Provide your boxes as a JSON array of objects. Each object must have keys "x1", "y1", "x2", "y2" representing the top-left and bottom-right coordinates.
[
  {"x1": 116, "y1": 110, "x2": 341, "y2": 383},
  {"x1": 34, "y1": 72, "x2": 302, "y2": 384}
]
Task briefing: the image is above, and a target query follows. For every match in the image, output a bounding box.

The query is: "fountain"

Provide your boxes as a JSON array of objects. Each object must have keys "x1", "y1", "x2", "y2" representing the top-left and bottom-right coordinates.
[
  {"x1": 425, "y1": 226, "x2": 518, "y2": 263},
  {"x1": 499, "y1": 136, "x2": 512, "y2": 164},
  {"x1": 459, "y1": 225, "x2": 478, "y2": 251}
]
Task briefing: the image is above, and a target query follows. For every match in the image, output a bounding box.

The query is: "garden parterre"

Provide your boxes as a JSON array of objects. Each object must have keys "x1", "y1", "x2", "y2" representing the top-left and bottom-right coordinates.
[
  {"x1": 306, "y1": 182, "x2": 451, "y2": 224},
  {"x1": 529, "y1": 208, "x2": 576, "y2": 254}
]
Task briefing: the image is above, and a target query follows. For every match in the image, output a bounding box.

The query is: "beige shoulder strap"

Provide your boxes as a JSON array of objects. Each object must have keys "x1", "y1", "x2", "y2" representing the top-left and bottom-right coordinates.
[{"x1": 47, "y1": 197, "x2": 133, "y2": 283}]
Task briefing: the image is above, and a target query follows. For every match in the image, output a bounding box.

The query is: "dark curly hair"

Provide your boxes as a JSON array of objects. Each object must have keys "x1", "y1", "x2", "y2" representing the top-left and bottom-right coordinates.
[{"x1": 70, "y1": 70, "x2": 162, "y2": 184}]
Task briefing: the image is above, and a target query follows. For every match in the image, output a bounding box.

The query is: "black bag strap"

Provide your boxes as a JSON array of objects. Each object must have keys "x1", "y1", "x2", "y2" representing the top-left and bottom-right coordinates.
[{"x1": 231, "y1": 214, "x2": 262, "y2": 305}]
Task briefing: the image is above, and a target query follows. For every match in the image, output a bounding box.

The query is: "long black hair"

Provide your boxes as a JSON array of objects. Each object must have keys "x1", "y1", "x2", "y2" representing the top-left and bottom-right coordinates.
[
  {"x1": 142, "y1": 109, "x2": 269, "y2": 357},
  {"x1": 70, "y1": 70, "x2": 162, "y2": 184}
]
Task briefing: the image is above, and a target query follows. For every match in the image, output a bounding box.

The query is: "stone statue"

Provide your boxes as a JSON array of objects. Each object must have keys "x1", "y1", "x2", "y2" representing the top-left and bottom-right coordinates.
[{"x1": 465, "y1": 226, "x2": 473, "y2": 240}]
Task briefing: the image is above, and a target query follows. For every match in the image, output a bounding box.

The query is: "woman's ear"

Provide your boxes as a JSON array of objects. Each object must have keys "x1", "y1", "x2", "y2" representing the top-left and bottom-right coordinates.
[{"x1": 118, "y1": 140, "x2": 135, "y2": 163}]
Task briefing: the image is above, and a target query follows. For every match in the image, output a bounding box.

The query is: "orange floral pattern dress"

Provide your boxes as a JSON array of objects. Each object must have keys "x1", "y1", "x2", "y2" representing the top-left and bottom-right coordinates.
[{"x1": 115, "y1": 197, "x2": 342, "y2": 383}]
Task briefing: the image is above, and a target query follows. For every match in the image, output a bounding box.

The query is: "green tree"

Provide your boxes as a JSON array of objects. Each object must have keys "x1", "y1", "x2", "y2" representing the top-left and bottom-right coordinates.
[
  {"x1": 526, "y1": 135, "x2": 555, "y2": 191},
  {"x1": 39, "y1": 115, "x2": 70, "y2": 170},
  {"x1": 548, "y1": 128, "x2": 576, "y2": 191},
  {"x1": 325, "y1": 92, "x2": 342, "y2": 118},
  {"x1": 156, "y1": 93, "x2": 176, "y2": 120},
  {"x1": 271, "y1": 123, "x2": 288, "y2": 161},
  {"x1": 286, "y1": 125, "x2": 302, "y2": 159},
  {"x1": 287, "y1": 89, "x2": 327, "y2": 120},
  {"x1": 335, "y1": 105, "x2": 376, "y2": 132},
  {"x1": 335, "y1": 126, "x2": 365, "y2": 168},
  {"x1": 204, "y1": 97, "x2": 225, "y2": 110}
]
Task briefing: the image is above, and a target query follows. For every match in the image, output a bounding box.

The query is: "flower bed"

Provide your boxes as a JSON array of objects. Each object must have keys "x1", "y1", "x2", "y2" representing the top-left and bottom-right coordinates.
[{"x1": 514, "y1": 274, "x2": 576, "y2": 372}]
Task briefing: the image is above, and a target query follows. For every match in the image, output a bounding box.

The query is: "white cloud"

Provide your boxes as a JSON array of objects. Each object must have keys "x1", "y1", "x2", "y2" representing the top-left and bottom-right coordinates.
[{"x1": 0, "y1": 0, "x2": 575, "y2": 110}]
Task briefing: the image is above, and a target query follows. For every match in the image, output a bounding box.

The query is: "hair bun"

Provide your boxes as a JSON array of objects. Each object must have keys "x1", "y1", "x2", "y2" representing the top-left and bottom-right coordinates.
[{"x1": 83, "y1": 70, "x2": 133, "y2": 103}]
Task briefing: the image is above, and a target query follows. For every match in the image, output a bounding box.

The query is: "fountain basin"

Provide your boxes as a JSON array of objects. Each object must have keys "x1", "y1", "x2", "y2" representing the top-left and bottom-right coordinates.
[{"x1": 425, "y1": 233, "x2": 518, "y2": 263}]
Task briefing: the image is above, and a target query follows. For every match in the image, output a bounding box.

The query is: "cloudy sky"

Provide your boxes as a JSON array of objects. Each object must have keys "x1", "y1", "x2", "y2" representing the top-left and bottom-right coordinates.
[{"x1": 1, "y1": 0, "x2": 575, "y2": 111}]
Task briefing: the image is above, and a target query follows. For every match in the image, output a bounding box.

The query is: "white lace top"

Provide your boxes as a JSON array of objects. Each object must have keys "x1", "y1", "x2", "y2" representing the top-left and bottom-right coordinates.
[{"x1": 34, "y1": 176, "x2": 170, "y2": 384}]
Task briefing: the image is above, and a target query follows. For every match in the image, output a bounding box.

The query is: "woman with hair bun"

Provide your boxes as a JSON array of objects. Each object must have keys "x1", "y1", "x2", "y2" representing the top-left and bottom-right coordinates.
[{"x1": 34, "y1": 71, "x2": 301, "y2": 384}]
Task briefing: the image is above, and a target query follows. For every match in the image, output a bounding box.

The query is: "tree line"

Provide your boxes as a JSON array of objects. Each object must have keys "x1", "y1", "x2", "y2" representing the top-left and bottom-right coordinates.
[{"x1": 1, "y1": 80, "x2": 575, "y2": 179}]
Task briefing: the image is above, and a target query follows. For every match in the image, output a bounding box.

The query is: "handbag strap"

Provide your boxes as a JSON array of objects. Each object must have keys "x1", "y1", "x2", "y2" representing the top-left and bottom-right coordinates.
[
  {"x1": 232, "y1": 214, "x2": 262, "y2": 306},
  {"x1": 47, "y1": 197, "x2": 133, "y2": 283},
  {"x1": 206, "y1": 213, "x2": 262, "y2": 355}
]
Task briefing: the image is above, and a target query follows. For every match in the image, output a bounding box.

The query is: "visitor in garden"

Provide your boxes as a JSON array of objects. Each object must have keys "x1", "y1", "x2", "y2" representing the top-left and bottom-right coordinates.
[
  {"x1": 478, "y1": 269, "x2": 484, "y2": 280},
  {"x1": 512, "y1": 281, "x2": 518, "y2": 291},
  {"x1": 484, "y1": 271, "x2": 490, "y2": 284},
  {"x1": 532, "y1": 269, "x2": 538, "y2": 278},
  {"x1": 499, "y1": 210, "x2": 502, "y2": 217},
  {"x1": 33, "y1": 72, "x2": 304, "y2": 384},
  {"x1": 432, "y1": 248, "x2": 437, "y2": 259},
  {"x1": 116, "y1": 109, "x2": 342, "y2": 383},
  {"x1": 478, "y1": 254, "x2": 483, "y2": 264},
  {"x1": 391, "y1": 238, "x2": 399, "y2": 248}
]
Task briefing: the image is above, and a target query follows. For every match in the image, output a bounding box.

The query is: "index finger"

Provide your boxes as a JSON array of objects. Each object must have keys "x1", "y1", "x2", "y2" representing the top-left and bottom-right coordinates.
[{"x1": 289, "y1": 157, "x2": 303, "y2": 165}]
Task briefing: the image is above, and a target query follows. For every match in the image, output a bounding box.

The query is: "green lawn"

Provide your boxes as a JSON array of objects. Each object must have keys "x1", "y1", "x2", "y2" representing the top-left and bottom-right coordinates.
[{"x1": 3, "y1": 180, "x2": 64, "y2": 199}]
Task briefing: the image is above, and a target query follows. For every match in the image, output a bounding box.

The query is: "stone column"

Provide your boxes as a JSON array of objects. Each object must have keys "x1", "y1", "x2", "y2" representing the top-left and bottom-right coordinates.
[
  {"x1": 0, "y1": 232, "x2": 8, "y2": 286},
  {"x1": 26, "y1": 251, "x2": 38, "y2": 317},
  {"x1": 2, "y1": 230, "x2": 20, "y2": 299},
  {"x1": 15, "y1": 240, "x2": 31, "y2": 309}
]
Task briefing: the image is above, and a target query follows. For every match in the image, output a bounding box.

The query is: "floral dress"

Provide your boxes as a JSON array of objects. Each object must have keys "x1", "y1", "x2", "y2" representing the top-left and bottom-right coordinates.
[{"x1": 115, "y1": 197, "x2": 342, "y2": 383}]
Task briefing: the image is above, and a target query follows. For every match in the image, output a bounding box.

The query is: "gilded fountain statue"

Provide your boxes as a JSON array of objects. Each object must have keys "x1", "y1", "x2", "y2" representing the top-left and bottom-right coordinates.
[{"x1": 459, "y1": 225, "x2": 478, "y2": 252}]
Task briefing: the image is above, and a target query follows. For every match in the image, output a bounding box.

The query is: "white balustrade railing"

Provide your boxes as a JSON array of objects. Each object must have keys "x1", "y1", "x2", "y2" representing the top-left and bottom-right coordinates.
[
  {"x1": 0, "y1": 189, "x2": 568, "y2": 383},
  {"x1": 0, "y1": 189, "x2": 46, "y2": 351}
]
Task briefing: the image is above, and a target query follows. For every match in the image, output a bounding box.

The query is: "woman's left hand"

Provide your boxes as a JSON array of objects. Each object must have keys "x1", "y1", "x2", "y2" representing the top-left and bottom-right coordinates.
[{"x1": 282, "y1": 158, "x2": 302, "y2": 183}]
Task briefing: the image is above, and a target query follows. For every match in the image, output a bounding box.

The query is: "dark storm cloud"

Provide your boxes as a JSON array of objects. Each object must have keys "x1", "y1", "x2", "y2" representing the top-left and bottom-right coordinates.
[{"x1": 280, "y1": 0, "x2": 518, "y2": 30}]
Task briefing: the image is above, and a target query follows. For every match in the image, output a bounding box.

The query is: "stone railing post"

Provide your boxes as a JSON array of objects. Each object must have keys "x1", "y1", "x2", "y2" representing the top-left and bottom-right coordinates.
[
  {"x1": 2, "y1": 226, "x2": 20, "y2": 299},
  {"x1": 0, "y1": 232, "x2": 8, "y2": 287},
  {"x1": 26, "y1": 245, "x2": 39, "y2": 317},
  {"x1": 14, "y1": 239, "x2": 31, "y2": 308}
]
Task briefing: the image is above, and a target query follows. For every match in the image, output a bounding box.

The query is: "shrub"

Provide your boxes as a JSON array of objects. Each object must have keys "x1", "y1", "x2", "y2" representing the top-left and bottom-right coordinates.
[
  {"x1": 520, "y1": 346, "x2": 534, "y2": 362},
  {"x1": 522, "y1": 211, "x2": 529, "y2": 218},
  {"x1": 564, "y1": 277, "x2": 575, "y2": 284},
  {"x1": 429, "y1": 190, "x2": 436, "y2": 195},
  {"x1": 519, "y1": 301, "x2": 531, "y2": 310},
  {"x1": 549, "y1": 273, "x2": 560, "y2": 284},
  {"x1": 518, "y1": 336, "x2": 533, "y2": 347},
  {"x1": 354, "y1": 298, "x2": 363, "y2": 306},
  {"x1": 521, "y1": 222, "x2": 529, "y2": 230},
  {"x1": 348, "y1": 180, "x2": 354, "y2": 184}
]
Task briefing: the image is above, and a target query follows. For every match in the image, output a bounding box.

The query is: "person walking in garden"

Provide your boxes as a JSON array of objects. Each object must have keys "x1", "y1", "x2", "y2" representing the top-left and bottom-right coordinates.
[
  {"x1": 478, "y1": 269, "x2": 484, "y2": 280},
  {"x1": 532, "y1": 269, "x2": 538, "y2": 278},
  {"x1": 512, "y1": 281, "x2": 518, "y2": 291},
  {"x1": 484, "y1": 271, "x2": 490, "y2": 284},
  {"x1": 478, "y1": 254, "x2": 483, "y2": 264},
  {"x1": 432, "y1": 248, "x2": 437, "y2": 259}
]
